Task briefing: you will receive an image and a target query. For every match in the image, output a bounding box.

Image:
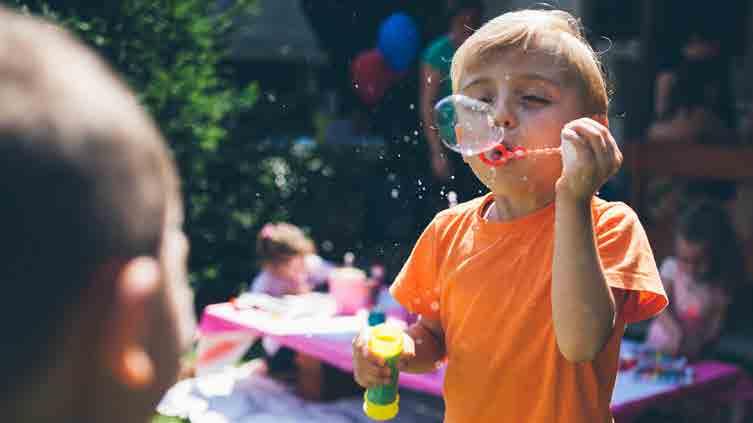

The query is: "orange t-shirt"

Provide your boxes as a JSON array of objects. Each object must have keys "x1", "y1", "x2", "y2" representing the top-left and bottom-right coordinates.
[{"x1": 390, "y1": 194, "x2": 667, "y2": 423}]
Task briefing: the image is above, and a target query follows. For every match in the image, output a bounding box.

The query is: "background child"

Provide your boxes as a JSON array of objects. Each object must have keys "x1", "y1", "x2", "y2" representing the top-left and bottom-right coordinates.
[
  {"x1": 0, "y1": 7, "x2": 195, "y2": 423},
  {"x1": 251, "y1": 222, "x2": 332, "y2": 296},
  {"x1": 646, "y1": 201, "x2": 745, "y2": 360},
  {"x1": 353, "y1": 9, "x2": 667, "y2": 423}
]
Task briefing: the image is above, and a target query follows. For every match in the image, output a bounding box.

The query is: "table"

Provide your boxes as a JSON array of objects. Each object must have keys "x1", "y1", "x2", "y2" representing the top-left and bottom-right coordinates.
[{"x1": 199, "y1": 301, "x2": 749, "y2": 421}]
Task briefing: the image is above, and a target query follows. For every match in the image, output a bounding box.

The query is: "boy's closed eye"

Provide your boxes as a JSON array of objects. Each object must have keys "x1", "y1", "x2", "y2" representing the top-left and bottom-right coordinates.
[{"x1": 520, "y1": 95, "x2": 551, "y2": 106}]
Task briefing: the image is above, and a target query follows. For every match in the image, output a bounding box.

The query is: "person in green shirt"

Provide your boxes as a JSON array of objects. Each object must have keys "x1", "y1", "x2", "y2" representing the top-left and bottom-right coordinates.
[{"x1": 420, "y1": 0, "x2": 484, "y2": 200}]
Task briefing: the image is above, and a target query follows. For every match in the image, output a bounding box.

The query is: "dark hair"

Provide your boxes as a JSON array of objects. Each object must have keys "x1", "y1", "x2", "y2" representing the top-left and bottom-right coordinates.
[
  {"x1": 663, "y1": 59, "x2": 735, "y2": 128},
  {"x1": 446, "y1": 0, "x2": 484, "y2": 20},
  {"x1": 0, "y1": 7, "x2": 178, "y2": 395},
  {"x1": 676, "y1": 201, "x2": 744, "y2": 291}
]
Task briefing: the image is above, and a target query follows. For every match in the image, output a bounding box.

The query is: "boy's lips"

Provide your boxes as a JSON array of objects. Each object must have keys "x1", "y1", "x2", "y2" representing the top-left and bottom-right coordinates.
[{"x1": 479, "y1": 141, "x2": 527, "y2": 166}]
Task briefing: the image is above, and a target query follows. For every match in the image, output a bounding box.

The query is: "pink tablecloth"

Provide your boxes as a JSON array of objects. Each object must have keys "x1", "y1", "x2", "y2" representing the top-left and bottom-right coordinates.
[{"x1": 200, "y1": 302, "x2": 750, "y2": 421}]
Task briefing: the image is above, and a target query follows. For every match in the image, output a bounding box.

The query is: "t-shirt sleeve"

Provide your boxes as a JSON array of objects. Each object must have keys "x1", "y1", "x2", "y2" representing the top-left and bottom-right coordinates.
[
  {"x1": 389, "y1": 219, "x2": 441, "y2": 321},
  {"x1": 596, "y1": 203, "x2": 668, "y2": 323}
]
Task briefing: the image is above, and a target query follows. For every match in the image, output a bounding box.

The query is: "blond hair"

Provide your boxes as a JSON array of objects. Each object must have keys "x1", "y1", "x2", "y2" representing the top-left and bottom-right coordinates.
[
  {"x1": 451, "y1": 9, "x2": 608, "y2": 115},
  {"x1": 256, "y1": 223, "x2": 316, "y2": 266}
]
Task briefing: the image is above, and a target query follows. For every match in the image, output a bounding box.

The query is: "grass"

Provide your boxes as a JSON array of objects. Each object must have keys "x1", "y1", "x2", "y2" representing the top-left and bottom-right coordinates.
[{"x1": 151, "y1": 415, "x2": 188, "y2": 423}]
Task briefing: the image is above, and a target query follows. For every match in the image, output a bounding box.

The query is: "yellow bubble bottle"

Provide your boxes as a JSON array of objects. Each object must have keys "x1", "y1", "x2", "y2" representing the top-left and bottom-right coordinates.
[{"x1": 363, "y1": 323, "x2": 403, "y2": 421}]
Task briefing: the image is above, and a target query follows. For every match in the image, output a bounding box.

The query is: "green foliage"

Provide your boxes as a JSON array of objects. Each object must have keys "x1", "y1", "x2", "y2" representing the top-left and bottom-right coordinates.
[
  {"x1": 5, "y1": 1, "x2": 422, "y2": 311},
  {"x1": 5, "y1": 0, "x2": 261, "y2": 298}
]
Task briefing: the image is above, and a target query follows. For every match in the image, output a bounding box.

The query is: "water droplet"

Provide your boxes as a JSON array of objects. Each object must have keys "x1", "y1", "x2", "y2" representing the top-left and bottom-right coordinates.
[
  {"x1": 403, "y1": 135, "x2": 410, "y2": 142},
  {"x1": 417, "y1": 179, "x2": 423, "y2": 186},
  {"x1": 409, "y1": 103, "x2": 415, "y2": 110},
  {"x1": 416, "y1": 338, "x2": 424, "y2": 345},
  {"x1": 266, "y1": 93, "x2": 277, "y2": 103},
  {"x1": 413, "y1": 130, "x2": 419, "y2": 136},
  {"x1": 322, "y1": 240, "x2": 334, "y2": 252},
  {"x1": 391, "y1": 189, "x2": 399, "y2": 199}
]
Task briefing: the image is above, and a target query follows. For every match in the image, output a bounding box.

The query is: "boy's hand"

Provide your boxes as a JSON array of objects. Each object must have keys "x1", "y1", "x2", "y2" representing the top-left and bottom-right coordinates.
[
  {"x1": 352, "y1": 329, "x2": 416, "y2": 388},
  {"x1": 556, "y1": 118, "x2": 622, "y2": 201}
]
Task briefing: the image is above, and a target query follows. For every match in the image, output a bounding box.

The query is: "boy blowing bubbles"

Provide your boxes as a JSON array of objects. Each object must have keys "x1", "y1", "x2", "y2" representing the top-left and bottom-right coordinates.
[
  {"x1": 353, "y1": 9, "x2": 667, "y2": 423},
  {"x1": 0, "y1": 7, "x2": 195, "y2": 423}
]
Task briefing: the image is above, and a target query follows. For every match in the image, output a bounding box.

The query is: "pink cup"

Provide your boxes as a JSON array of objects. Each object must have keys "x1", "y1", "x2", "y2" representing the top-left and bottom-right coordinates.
[{"x1": 328, "y1": 267, "x2": 371, "y2": 314}]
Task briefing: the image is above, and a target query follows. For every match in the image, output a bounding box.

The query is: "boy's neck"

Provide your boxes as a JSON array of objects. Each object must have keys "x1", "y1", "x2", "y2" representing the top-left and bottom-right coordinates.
[{"x1": 486, "y1": 192, "x2": 555, "y2": 221}]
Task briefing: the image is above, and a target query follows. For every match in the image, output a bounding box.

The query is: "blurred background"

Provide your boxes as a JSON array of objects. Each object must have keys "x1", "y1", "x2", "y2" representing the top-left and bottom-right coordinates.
[{"x1": 8, "y1": 1, "x2": 753, "y2": 420}]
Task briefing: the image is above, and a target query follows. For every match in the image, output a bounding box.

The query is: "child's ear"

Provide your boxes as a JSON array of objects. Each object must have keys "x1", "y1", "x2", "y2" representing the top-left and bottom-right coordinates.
[
  {"x1": 592, "y1": 114, "x2": 609, "y2": 128},
  {"x1": 103, "y1": 257, "x2": 161, "y2": 390}
]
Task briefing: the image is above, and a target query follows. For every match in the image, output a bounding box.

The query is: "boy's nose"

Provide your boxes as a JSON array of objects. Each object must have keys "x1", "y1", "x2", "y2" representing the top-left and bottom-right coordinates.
[{"x1": 492, "y1": 101, "x2": 517, "y2": 129}]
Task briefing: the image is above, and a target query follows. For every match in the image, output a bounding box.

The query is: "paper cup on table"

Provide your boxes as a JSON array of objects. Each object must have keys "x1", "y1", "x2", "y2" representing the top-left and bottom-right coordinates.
[{"x1": 328, "y1": 267, "x2": 370, "y2": 315}]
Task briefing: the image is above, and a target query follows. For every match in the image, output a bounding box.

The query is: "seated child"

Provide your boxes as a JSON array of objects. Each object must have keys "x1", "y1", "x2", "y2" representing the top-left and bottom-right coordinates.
[
  {"x1": 647, "y1": 201, "x2": 745, "y2": 360},
  {"x1": 250, "y1": 222, "x2": 332, "y2": 374},
  {"x1": 353, "y1": 9, "x2": 667, "y2": 423},
  {"x1": 0, "y1": 7, "x2": 195, "y2": 423},
  {"x1": 251, "y1": 222, "x2": 331, "y2": 296}
]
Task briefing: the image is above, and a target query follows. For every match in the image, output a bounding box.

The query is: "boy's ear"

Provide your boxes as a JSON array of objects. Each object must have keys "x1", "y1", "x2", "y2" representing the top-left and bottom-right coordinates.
[{"x1": 103, "y1": 257, "x2": 161, "y2": 390}]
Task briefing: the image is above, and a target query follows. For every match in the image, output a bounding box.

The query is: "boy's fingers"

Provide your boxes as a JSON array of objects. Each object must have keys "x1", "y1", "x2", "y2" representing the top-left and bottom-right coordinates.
[
  {"x1": 568, "y1": 120, "x2": 606, "y2": 172},
  {"x1": 361, "y1": 345, "x2": 386, "y2": 366},
  {"x1": 579, "y1": 118, "x2": 622, "y2": 177},
  {"x1": 561, "y1": 127, "x2": 593, "y2": 170}
]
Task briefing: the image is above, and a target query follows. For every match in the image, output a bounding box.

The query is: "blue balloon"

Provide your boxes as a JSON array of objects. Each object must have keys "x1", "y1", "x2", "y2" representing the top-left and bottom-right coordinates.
[{"x1": 377, "y1": 13, "x2": 420, "y2": 72}]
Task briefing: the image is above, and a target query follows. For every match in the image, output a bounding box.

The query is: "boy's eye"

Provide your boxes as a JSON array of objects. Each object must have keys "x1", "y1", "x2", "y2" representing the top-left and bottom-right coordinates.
[
  {"x1": 477, "y1": 96, "x2": 495, "y2": 104},
  {"x1": 521, "y1": 95, "x2": 550, "y2": 105}
]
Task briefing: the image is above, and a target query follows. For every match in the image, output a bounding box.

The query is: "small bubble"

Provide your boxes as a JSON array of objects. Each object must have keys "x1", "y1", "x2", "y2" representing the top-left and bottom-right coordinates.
[
  {"x1": 322, "y1": 240, "x2": 334, "y2": 252},
  {"x1": 417, "y1": 179, "x2": 423, "y2": 186},
  {"x1": 391, "y1": 189, "x2": 399, "y2": 199},
  {"x1": 409, "y1": 103, "x2": 415, "y2": 110},
  {"x1": 266, "y1": 93, "x2": 277, "y2": 103},
  {"x1": 413, "y1": 130, "x2": 419, "y2": 136},
  {"x1": 403, "y1": 135, "x2": 410, "y2": 142}
]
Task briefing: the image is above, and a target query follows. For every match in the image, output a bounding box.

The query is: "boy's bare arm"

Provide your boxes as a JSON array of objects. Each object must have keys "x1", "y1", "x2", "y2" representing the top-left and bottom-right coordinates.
[
  {"x1": 399, "y1": 315, "x2": 446, "y2": 373},
  {"x1": 552, "y1": 118, "x2": 624, "y2": 363}
]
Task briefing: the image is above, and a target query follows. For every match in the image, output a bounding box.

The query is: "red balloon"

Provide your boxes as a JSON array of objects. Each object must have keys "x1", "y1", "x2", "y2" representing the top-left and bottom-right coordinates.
[{"x1": 350, "y1": 49, "x2": 400, "y2": 106}]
